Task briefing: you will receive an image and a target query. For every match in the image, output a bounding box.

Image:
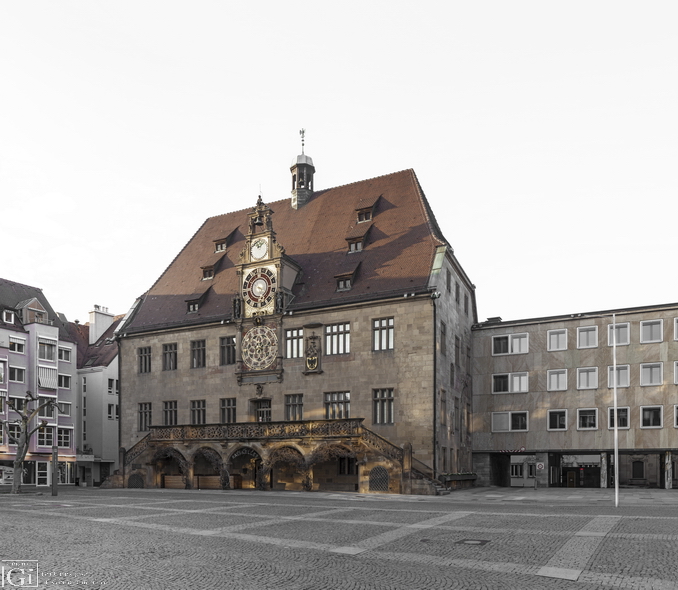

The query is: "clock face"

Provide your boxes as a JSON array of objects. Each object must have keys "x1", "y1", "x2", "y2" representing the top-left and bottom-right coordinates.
[
  {"x1": 251, "y1": 238, "x2": 268, "y2": 260},
  {"x1": 242, "y1": 267, "x2": 276, "y2": 310},
  {"x1": 241, "y1": 326, "x2": 278, "y2": 370}
]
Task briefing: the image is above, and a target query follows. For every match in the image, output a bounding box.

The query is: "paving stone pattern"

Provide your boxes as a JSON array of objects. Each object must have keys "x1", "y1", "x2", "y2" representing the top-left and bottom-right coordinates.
[{"x1": 2, "y1": 488, "x2": 678, "y2": 589}]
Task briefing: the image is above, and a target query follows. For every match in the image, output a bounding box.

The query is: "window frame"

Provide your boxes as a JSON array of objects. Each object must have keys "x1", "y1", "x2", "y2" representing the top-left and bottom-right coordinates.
[
  {"x1": 577, "y1": 326, "x2": 598, "y2": 349},
  {"x1": 577, "y1": 367, "x2": 598, "y2": 390},
  {"x1": 162, "y1": 343, "x2": 178, "y2": 371},
  {"x1": 190, "y1": 399, "x2": 206, "y2": 425},
  {"x1": 57, "y1": 374, "x2": 71, "y2": 389},
  {"x1": 491, "y1": 411, "x2": 529, "y2": 432},
  {"x1": 220, "y1": 398, "x2": 236, "y2": 423},
  {"x1": 547, "y1": 369, "x2": 568, "y2": 392},
  {"x1": 138, "y1": 346, "x2": 152, "y2": 374},
  {"x1": 547, "y1": 409, "x2": 567, "y2": 431},
  {"x1": 220, "y1": 336, "x2": 236, "y2": 365},
  {"x1": 190, "y1": 340, "x2": 206, "y2": 369},
  {"x1": 372, "y1": 318, "x2": 394, "y2": 352},
  {"x1": 284, "y1": 394, "x2": 303, "y2": 421},
  {"x1": 9, "y1": 337, "x2": 25, "y2": 354},
  {"x1": 577, "y1": 408, "x2": 598, "y2": 431},
  {"x1": 2, "y1": 310, "x2": 14, "y2": 323},
  {"x1": 492, "y1": 333, "x2": 529, "y2": 356},
  {"x1": 547, "y1": 329, "x2": 567, "y2": 352},
  {"x1": 9, "y1": 366, "x2": 26, "y2": 383},
  {"x1": 284, "y1": 329, "x2": 304, "y2": 359},
  {"x1": 372, "y1": 388, "x2": 394, "y2": 424},
  {"x1": 57, "y1": 427, "x2": 72, "y2": 449},
  {"x1": 492, "y1": 372, "x2": 528, "y2": 394},
  {"x1": 324, "y1": 391, "x2": 350, "y2": 419},
  {"x1": 607, "y1": 322, "x2": 630, "y2": 346},
  {"x1": 640, "y1": 362, "x2": 663, "y2": 387},
  {"x1": 58, "y1": 347, "x2": 72, "y2": 362},
  {"x1": 38, "y1": 339, "x2": 57, "y2": 362},
  {"x1": 37, "y1": 425, "x2": 54, "y2": 447},
  {"x1": 607, "y1": 364, "x2": 630, "y2": 389},
  {"x1": 163, "y1": 400, "x2": 178, "y2": 426},
  {"x1": 608, "y1": 406, "x2": 630, "y2": 429},
  {"x1": 324, "y1": 323, "x2": 350, "y2": 356},
  {"x1": 640, "y1": 319, "x2": 663, "y2": 344},
  {"x1": 138, "y1": 402, "x2": 152, "y2": 431},
  {"x1": 640, "y1": 405, "x2": 663, "y2": 429}
]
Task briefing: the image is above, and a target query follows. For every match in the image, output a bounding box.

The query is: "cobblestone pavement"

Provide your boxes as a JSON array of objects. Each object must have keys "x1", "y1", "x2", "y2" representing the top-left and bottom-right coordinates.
[{"x1": 2, "y1": 487, "x2": 678, "y2": 589}]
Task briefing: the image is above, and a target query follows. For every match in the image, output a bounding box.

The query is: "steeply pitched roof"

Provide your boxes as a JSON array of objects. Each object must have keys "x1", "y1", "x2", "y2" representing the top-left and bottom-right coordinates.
[
  {"x1": 0, "y1": 277, "x2": 73, "y2": 342},
  {"x1": 124, "y1": 169, "x2": 449, "y2": 334},
  {"x1": 64, "y1": 318, "x2": 122, "y2": 368}
]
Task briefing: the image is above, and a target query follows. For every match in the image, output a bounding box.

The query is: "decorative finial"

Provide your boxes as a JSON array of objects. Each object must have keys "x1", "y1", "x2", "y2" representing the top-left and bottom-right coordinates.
[{"x1": 300, "y1": 128, "x2": 305, "y2": 154}]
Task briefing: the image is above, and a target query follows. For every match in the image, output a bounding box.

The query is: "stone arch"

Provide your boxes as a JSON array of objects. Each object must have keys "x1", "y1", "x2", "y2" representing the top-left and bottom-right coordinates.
[
  {"x1": 306, "y1": 442, "x2": 356, "y2": 467},
  {"x1": 226, "y1": 446, "x2": 263, "y2": 490},
  {"x1": 193, "y1": 446, "x2": 229, "y2": 490},
  {"x1": 151, "y1": 446, "x2": 191, "y2": 489},
  {"x1": 266, "y1": 445, "x2": 306, "y2": 469}
]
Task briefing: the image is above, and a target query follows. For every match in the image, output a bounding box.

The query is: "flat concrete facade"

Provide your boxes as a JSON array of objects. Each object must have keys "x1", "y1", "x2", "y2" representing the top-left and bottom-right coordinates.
[{"x1": 472, "y1": 303, "x2": 678, "y2": 488}]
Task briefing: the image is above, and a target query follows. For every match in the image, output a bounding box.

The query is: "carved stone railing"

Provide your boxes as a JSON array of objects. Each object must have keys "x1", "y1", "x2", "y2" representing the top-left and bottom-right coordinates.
[
  {"x1": 124, "y1": 432, "x2": 152, "y2": 466},
  {"x1": 124, "y1": 419, "x2": 411, "y2": 468},
  {"x1": 359, "y1": 426, "x2": 404, "y2": 464}
]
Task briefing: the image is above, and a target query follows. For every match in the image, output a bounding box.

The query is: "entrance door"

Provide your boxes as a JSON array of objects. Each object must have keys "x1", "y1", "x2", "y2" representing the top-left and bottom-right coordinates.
[
  {"x1": 566, "y1": 470, "x2": 576, "y2": 488},
  {"x1": 37, "y1": 462, "x2": 49, "y2": 486}
]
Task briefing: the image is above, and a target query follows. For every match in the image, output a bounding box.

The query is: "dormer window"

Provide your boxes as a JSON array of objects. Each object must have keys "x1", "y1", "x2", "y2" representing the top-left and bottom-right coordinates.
[
  {"x1": 214, "y1": 241, "x2": 227, "y2": 252},
  {"x1": 337, "y1": 278, "x2": 352, "y2": 291},
  {"x1": 3, "y1": 310, "x2": 14, "y2": 323},
  {"x1": 213, "y1": 228, "x2": 237, "y2": 253},
  {"x1": 348, "y1": 240, "x2": 363, "y2": 253},
  {"x1": 357, "y1": 210, "x2": 372, "y2": 223},
  {"x1": 187, "y1": 301, "x2": 199, "y2": 313},
  {"x1": 202, "y1": 267, "x2": 215, "y2": 280}
]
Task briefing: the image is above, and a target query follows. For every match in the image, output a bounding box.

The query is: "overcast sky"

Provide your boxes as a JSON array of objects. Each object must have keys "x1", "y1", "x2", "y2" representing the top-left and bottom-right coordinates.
[{"x1": 1, "y1": 2, "x2": 676, "y2": 324}]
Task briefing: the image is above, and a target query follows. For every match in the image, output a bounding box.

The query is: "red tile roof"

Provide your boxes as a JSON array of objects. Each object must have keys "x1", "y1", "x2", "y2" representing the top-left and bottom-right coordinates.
[{"x1": 124, "y1": 169, "x2": 448, "y2": 334}]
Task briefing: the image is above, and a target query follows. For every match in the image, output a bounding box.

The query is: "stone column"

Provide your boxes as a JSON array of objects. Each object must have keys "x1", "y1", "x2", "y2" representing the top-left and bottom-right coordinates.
[
  {"x1": 600, "y1": 453, "x2": 608, "y2": 488},
  {"x1": 402, "y1": 443, "x2": 412, "y2": 495},
  {"x1": 665, "y1": 452, "x2": 672, "y2": 490}
]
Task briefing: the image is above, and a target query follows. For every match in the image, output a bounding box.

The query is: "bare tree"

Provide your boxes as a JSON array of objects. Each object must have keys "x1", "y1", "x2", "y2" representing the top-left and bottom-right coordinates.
[{"x1": 1, "y1": 391, "x2": 58, "y2": 494}]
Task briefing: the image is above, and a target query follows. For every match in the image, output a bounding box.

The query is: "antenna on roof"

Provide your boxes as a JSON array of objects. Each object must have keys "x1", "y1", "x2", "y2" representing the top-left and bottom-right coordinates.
[{"x1": 300, "y1": 128, "x2": 305, "y2": 154}]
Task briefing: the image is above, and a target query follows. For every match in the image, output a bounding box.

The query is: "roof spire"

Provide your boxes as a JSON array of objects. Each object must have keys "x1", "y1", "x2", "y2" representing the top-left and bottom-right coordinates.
[{"x1": 300, "y1": 128, "x2": 305, "y2": 155}]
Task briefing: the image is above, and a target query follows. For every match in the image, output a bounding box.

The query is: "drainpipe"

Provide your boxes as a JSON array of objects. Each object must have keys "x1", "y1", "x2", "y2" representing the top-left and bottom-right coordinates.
[{"x1": 431, "y1": 292, "x2": 439, "y2": 480}]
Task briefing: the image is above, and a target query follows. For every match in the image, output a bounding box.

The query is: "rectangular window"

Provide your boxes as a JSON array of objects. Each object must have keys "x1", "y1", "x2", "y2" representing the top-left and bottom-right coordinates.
[
  {"x1": 547, "y1": 369, "x2": 568, "y2": 392},
  {"x1": 641, "y1": 406, "x2": 663, "y2": 428},
  {"x1": 162, "y1": 343, "x2": 178, "y2": 371},
  {"x1": 58, "y1": 347, "x2": 72, "y2": 362},
  {"x1": 338, "y1": 457, "x2": 357, "y2": 475},
  {"x1": 455, "y1": 282, "x2": 460, "y2": 304},
  {"x1": 373, "y1": 388, "x2": 394, "y2": 424},
  {"x1": 9, "y1": 337, "x2": 25, "y2": 354},
  {"x1": 138, "y1": 403, "x2": 151, "y2": 431},
  {"x1": 464, "y1": 294, "x2": 469, "y2": 315},
  {"x1": 38, "y1": 339, "x2": 57, "y2": 361},
  {"x1": 608, "y1": 407, "x2": 629, "y2": 429},
  {"x1": 191, "y1": 400, "x2": 206, "y2": 425},
  {"x1": 577, "y1": 326, "x2": 598, "y2": 349},
  {"x1": 57, "y1": 428, "x2": 71, "y2": 448},
  {"x1": 640, "y1": 320, "x2": 663, "y2": 343},
  {"x1": 57, "y1": 374, "x2": 71, "y2": 389},
  {"x1": 138, "y1": 347, "x2": 152, "y2": 373},
  {"x1": 220, "y1": 398, "x2": 236, "y2": 423},
  {"x1": 57, "y1": 402, "x2": 71, "y2": 416},
  {"x1": 510, "y1": 463, "x2": 523, "y2": 478},
  {"x1": 492, "y1": 333, "x2": 528, "y2": 356},
  {"x1": 7, "y1": 424, "x2": 21, "y2": 445},
  {"x1": 608, "y1": 365, "x2": 630, "y2": 388},
  {"x1": 446, "y1": 270, "x2": 451, "y2": 293},
  {"x1": 285, "y1": 329, "x2": 304, "y2": 359},
  {"x1": 547, "y1": 409, "x2": 567, "y2": 431},
  {"x1": 108, "y1": 404, "x2": 114, "y2": 420},
  {"x1": 440, "y1": 322, "x2": 447, "y2": 356},
  {"x1": 9, "y1": 397, "x2": 26, "y2": 412},
  {"x1": 9, "y1": 366, "x2": 25, "y2": 383},
  {"x1": 38, "y1": 397, "x2": 55, "y2": 418},
  {"x1": 163, "y1": 401, "x2": 178, "y2": 426},
  {"x1": 577, "y1": 367, "x2": 598, "y2": 390},
  {"x1": 577, "y1": 408, "x2": 598, "y2": 430},
  {"x1": 640, "y1": 362, "x2": 662, "y2": 386},
  {"x1": 492, "y1": 373, "x2": 528, "y2": 393},
  {"x1": 324, "y1": 391, "x2": 350, "y2": 419},
  {"x1": 37, "y1": 426, "x2": 53, "y2": 447},
  {"x1": 454, "y1": 336, "x2": 461, "y2": 366},
  {"x1": 218, "y1": 337, "x2": 236, "y2": 365},
  {"x1": 191, "y1": 340, "x2": 206, "y2": 368},
  {"x1": 255, "y1": 399, "x2": 271, "y2": 422},
  {"x1": 373, "y1": 318, "x2": 394, "y2": 351},
  {"x1": 674, "y1": 405, "x2": 678, "y2": 428},
  {"x1": 491, "y1": 411, "x2": 528, "y2": 432},
  {"x1": 325, "y1": 323, "x2": 350, "y2": 355},
  {"x1": 608, "y1": 323, "x2": 630, "y2": 346},
  {"x1": 675, "y1": 361, "x2": 678, "y2": 385},
  {"x1": 3, "y1": 310, "x2": 14, "y2": 323},
  {"x1": 547, "y1": 329, "x2": 567, "y2": 351},
  {"x1": 284, "y1": 394, "x2": 303, "y2": 421}
]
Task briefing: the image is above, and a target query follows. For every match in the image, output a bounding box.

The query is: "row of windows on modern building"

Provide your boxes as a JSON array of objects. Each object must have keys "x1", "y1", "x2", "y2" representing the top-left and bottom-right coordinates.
[
  {"x1": 136, "y1": 320, "x2": 395, "y2": 373},
  {"x1": 0, "y1": 425, "x2": 73, "y2": 449},
  {"x1": 4, "y1": 336, "x2": 73, "y2": 360},
  {"x1": 493, "y1": 362, "x2": 678, "y2": 394},
  {"x1": 137, "y1": 388, "x2": 395, "y2": 431},
  {"x1": 493, "y1": 405, "x2": 678, "y2": 432},
  {"x1": 493, "y1": 320, "x2": 678, "y2": 356}
]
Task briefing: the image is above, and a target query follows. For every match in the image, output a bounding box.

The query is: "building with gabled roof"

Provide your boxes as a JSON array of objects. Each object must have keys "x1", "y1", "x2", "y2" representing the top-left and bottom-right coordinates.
[
  {"x1": 0, "y1": 278, "x2": 78, "y2": 488},
  {"x1": 118, "y1": 150, "x2": 477, "y2": 494}
]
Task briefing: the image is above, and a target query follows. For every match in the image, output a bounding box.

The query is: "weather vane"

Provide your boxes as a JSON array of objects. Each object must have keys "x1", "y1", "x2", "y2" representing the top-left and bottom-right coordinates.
[{"x1": 300, "y1": 128, "x2": 305, "y2": 154}]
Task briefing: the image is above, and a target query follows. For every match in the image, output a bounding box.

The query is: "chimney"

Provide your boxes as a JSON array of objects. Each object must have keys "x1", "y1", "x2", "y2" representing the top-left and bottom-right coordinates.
[{"x1": 89, "y1": 305, "x2": 114, "y2": 344}]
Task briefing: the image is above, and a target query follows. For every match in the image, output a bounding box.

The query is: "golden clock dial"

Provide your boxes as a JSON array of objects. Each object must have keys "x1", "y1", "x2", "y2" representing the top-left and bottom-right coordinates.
[{"x1": 242, "y1": 268, "x2": 276, "y2": 309}]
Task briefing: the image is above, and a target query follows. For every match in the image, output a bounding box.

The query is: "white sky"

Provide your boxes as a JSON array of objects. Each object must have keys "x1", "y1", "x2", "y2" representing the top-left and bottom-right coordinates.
[{"x1": 1, "y1": 2, "x2": 676, "y2": 324}]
